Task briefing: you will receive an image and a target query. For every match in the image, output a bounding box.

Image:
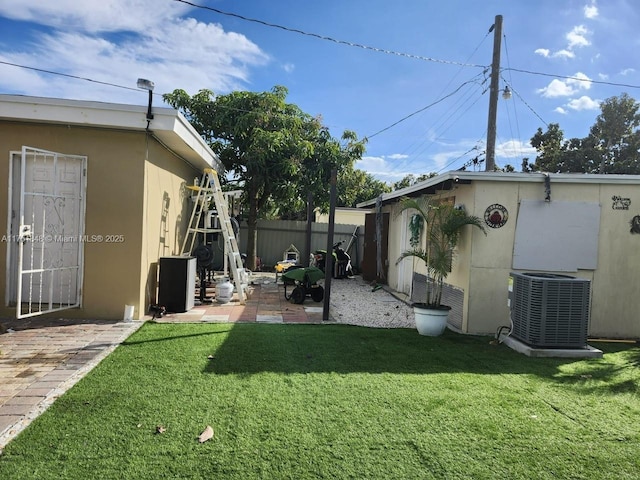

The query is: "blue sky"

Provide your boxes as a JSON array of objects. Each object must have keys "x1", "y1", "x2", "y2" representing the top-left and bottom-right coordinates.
[{"x1": 1, "y1": 0, "x2": 639, "y2": 183}]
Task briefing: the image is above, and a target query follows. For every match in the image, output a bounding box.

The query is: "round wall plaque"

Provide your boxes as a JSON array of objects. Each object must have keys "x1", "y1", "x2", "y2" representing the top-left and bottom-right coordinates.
[{"x1": 484, "y1": 204, "x2": 508, "y2": 228}]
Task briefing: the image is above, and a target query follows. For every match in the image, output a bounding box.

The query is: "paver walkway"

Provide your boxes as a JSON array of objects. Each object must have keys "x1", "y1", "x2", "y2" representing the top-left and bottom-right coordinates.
[
  {"x1": 0, "y1": 277, "x2": 328, "y2": 452},
  {"x1": 156, "y1": 278, "x2": 326, "y2": 324},
  {"x1": 0, "y1": 318, "x2": 142, "y2": 451}
]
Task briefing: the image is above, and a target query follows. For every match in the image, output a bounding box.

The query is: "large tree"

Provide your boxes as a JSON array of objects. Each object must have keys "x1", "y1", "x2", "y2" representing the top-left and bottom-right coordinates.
[
  {"x1": 529, "y1": 93, "x2": 640, "y2": 174},
  {"x1": 337, "y1": 166, "x2": 391, "y2": 208},
  {"x1": 163, "y1": 86, "x2": 366, "y2": 269},
  {"x1": 589, "y1": 93, "x2": 640, "y2": 173}
]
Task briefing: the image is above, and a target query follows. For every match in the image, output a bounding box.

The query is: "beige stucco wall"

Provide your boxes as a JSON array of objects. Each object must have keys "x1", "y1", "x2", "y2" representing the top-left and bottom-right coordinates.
[
  {"x1": 315, "y1": 208, "x2": 370, "y2": 226},
  {"x1": 385, "y1": 178, "x2": 640, "y2": 339},
  {"x1": 387, "y1": 189, "x2": 479, "y2": 330},
  {"x1": 0, "y1": 121, "x2": 197, "y2": 320},
  {"x1": 590, "y1": 184, "x2": 638, "y2": 337},
  {"x1": 469, "y1": 179, "x2": 639, "y2": 338},
  {"x1": 141, "y1": 141, "x2": 198, "y2": 315}
]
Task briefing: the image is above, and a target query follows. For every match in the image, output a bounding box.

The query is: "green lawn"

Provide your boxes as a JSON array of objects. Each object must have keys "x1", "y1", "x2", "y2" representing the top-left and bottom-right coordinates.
[{"x1": 1, "y1": 323, "x2": 639, "y2": 479}]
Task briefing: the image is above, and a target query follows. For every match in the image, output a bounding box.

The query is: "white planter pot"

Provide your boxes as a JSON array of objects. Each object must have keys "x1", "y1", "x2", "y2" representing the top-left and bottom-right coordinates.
[{"x1": 413, "y1": 305, "x2": 450, "y2": 336}]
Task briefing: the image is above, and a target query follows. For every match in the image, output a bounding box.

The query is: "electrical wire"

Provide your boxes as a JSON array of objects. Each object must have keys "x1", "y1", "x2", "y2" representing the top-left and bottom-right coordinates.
[
  {"x1": 387, "y1": 74, "x2": 485, "y2": 170},
  {"x1": 401, "y1": 82, "x2": 486, "y2": 170},
  {"x1": 504, "y1": 67, "x2": 640, "y2": 90},
  {"x1": 366, "y1": 78, "x2": 484, "y2": 140},
  {"x1": 2, "y1": 7, "x2": 636, "y2": 174},
  {"x1": 378, "y1": 29, "x2": 491, "y2": 175},
  {"x1": 0, "y1": 60, "x2": 143, "y2": 93},
  {"x1": 0, "y1": 60, "x2": 327, "y2": 124},
  {"x1": 172, "y1": 0, "x2": 485, "y2": 68},
  {"x1": 504, "y1": 82, "x2": 549, "y2": 128},
  {"x1": 174, "y1": 0, "x2": 640, "y2": 91},
  {"x1": 502, "y1": 33, "x2": 524, "y2": 159},
  {"x1": 436, "y1": 142, "x2": 486, "y2": 173}
]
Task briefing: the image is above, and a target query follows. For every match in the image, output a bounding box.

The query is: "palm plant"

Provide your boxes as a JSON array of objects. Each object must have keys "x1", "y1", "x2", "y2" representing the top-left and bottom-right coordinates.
[{"x1": 397, "y1": 196, "x2": 486, "y2": 308}]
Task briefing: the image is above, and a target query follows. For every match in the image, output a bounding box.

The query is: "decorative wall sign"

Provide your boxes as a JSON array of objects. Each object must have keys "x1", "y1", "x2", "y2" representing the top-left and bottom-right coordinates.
[
  {"x1": 612, "y1": 196, "x2": 631, "y2": 210},
  {"x1": 484, "y1": 204, "x2": 509, "y2": 228},
  {"x1": 631, "y1": 215, "x2": 640, "y2": 234}
]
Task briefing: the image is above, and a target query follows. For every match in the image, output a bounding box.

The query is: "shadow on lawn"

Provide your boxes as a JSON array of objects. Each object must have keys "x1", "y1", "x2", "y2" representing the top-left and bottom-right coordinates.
[
  {"x1": 551, "y1": 343, "x2": 640, "y2": 394},
  {"x1": 121, "y1": 323, "x2": 232, "y2": 346},
  {"x1": 203, "y1": 323, "x2": 587, "y2": 377}
]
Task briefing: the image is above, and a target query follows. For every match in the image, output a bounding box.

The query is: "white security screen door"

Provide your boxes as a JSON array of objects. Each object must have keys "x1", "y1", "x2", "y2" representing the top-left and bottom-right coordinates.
[{"x1": 15, "y1": 146, "x2": 87, "y2": 318}]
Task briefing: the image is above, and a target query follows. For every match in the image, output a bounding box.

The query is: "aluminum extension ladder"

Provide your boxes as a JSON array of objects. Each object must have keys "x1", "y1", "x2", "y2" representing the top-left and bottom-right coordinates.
[{"x1": 181, "y1": 168, "x2": 247, "y2": 303}]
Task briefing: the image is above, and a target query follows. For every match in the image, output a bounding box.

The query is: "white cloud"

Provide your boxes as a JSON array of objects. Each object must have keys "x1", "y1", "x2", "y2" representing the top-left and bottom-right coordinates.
[
  {"x1": 620, "y1": 68, "x2": 636, "y2": 76},
  {"x1": 356, "y1": 156, "x2": 388, "y2": 172},
  {"x1": 355, "y1": 156, "x2": 416, "y2": 183},
  {"x1": 387, "y1": 153, "x2": 409, "y2": 160},
  {"x1": 538, "y1": 23, "x2": 592, "y2": 60},
  {"x1": 566, "y1": 96, "x2": 600, "y2": 111},
  {"x1": 566, "y1": 25, "x2": 591, "y2": 49},
  {"x1": 537, "y1": 72, "x2": 592, "y2": 98},
  {"x1": 283, "y1": 63, "x2": 295, "y2": 73},
  {"x1": 0, "y1": 0, "x2": 190, "y2": 33},
  {"x1": 0, "y1": 3, "x2": 269, "y2": 103},
  {"x1": 496, "y1": 140, "x2": 536, "y2": 159},
  {"x1": 567, "y1": 72, "x2": 592, "y2": 90},
  {"x1": 552, "y1": 49, "x2": 575, "y2": 59},
  {"x1": 537, "y1": 79, "x2": 576, "y2": 98},
  {"x1": 555, "y1": 107, "x2": 568, "y2": 114},
  {"x1": 432, "y1": 151, "x2": 465, "y2": 171},
  {"x1": 584, "y1": 2, "x2": 599, "y2": 19},
  {"x1": 598, "y1": 73, "x2": 609, "y2": 80}
]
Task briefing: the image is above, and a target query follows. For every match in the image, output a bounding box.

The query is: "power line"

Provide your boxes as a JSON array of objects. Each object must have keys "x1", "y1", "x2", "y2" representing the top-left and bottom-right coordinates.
[
  {"x1": 386, "y1": 37, "x2": 491, "y2": 171},
  {"x1": 436, "y1": 143, "x2": 485, "y2": 173},
  {"x1": 0, "y1": 60, "x2": 143, "y2": 93},
  {"x1": 176, "y1": 0, "x2": 640, "y2": 92},
  {"x1": 172, "y1": 0, "x2": 485, "y2": 69},
  {"x1": 366, "y1": 78, "x2": 485, "y2": 139},
  {"x1": 402, "y1": 82, "x2": 485, "y2": 167},
  {"x1": 503, "y1": 81, "x2": 548, "y2": 128},
  {"x1": 504, "y1": 67, "x2": 640, "y2": 90},
  {"x1": 502, "y1": 34, "x2": 524, "y2": 157}
]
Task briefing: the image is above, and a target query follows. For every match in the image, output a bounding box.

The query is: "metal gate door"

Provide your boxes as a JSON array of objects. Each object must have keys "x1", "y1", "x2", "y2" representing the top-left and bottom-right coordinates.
[{"x1": 16, "y1": 146, "x2": 87, "y2": 318}]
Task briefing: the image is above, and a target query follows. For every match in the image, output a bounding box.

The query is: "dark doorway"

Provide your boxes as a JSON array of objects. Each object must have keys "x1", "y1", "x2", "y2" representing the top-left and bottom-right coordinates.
[{"x1": 362, "y1": 212, "x2": 389, "y2": 283}]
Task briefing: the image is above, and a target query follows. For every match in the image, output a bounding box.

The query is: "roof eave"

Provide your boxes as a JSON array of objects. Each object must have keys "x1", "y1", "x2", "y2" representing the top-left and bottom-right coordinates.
[
  {"x1": 356, "y1": 170, "x2": 640, "y2": 208},
  {"x1": 0, "y1": 94, "x2": 221, "y2": 172}
]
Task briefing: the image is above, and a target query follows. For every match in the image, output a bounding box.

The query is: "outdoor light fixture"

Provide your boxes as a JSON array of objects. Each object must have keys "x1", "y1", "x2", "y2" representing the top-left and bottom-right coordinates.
[
  {"x1": 502, "y1": 85, "x2": 512, "y2": 100},
  {"x1": 136, "y1": 78, "x2": 155, "y2": 122}
]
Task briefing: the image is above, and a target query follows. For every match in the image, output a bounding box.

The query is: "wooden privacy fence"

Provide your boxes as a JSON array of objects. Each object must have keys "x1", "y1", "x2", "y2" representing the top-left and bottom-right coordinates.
[{"x1": 229, "y1": 219, "x2": 364, "y2": 271}]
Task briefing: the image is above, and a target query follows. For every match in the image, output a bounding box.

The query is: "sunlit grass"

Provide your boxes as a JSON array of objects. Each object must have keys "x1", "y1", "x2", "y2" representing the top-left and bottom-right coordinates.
[{"x1": 1, "y1": 323, "x2": 638, "y2": 479}]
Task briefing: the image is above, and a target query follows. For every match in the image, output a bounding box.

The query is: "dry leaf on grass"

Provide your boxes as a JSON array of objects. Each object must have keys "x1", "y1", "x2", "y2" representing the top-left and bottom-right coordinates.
[
  {"x1": 198, "y1": 425, "x2": 214, "y2": 443},
  {"x1": 155, "y1": 425, "x2": 166, "y2": 434}
]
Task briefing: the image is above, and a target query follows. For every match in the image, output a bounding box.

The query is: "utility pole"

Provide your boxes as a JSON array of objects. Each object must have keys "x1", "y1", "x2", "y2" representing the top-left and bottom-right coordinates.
[{"x1": 485, "y1": 14, "x2": 503, "y2": 171}]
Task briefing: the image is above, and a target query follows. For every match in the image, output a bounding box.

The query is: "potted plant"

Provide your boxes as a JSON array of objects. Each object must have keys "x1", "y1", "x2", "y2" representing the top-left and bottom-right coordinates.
[{"x1": 397, "y1": 197, "x2": 486, "y2": 335}]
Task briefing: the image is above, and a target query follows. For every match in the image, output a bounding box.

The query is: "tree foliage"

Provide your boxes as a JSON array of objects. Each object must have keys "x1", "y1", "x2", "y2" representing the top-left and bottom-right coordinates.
[
  {"x1": 337, "y1": 166, "x2": 391, "y2": 208},
  {"x1": 392, "y1": 173, "x2": 437, "y2": 191},
  {"x1": 529, "y1": 93, "x2": 640, "y2": 174},
  {"x1": 163, "y1": 85, "x2": 368, "y2": 268}
]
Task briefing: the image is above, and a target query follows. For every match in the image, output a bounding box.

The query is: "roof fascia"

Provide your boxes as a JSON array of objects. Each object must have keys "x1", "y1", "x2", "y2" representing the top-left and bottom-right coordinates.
[{"x1": 0, "y1": 94, "x2": 221, "y2": 171}]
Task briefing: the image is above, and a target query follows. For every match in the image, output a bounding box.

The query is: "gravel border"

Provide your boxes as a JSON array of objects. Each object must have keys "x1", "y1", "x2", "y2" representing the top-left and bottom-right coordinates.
[{"x1": 327, "y1": 276, "x2": 415, "y2": 329}]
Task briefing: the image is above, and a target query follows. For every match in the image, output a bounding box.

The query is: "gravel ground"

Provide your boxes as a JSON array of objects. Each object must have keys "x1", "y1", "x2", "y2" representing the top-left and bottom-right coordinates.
[
  {"x1": 249, "y1": 271, "x2": 415, "y2": 329},
  {"x1": 326, "y1": 275, "x2": 416, "y2": 329}
]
